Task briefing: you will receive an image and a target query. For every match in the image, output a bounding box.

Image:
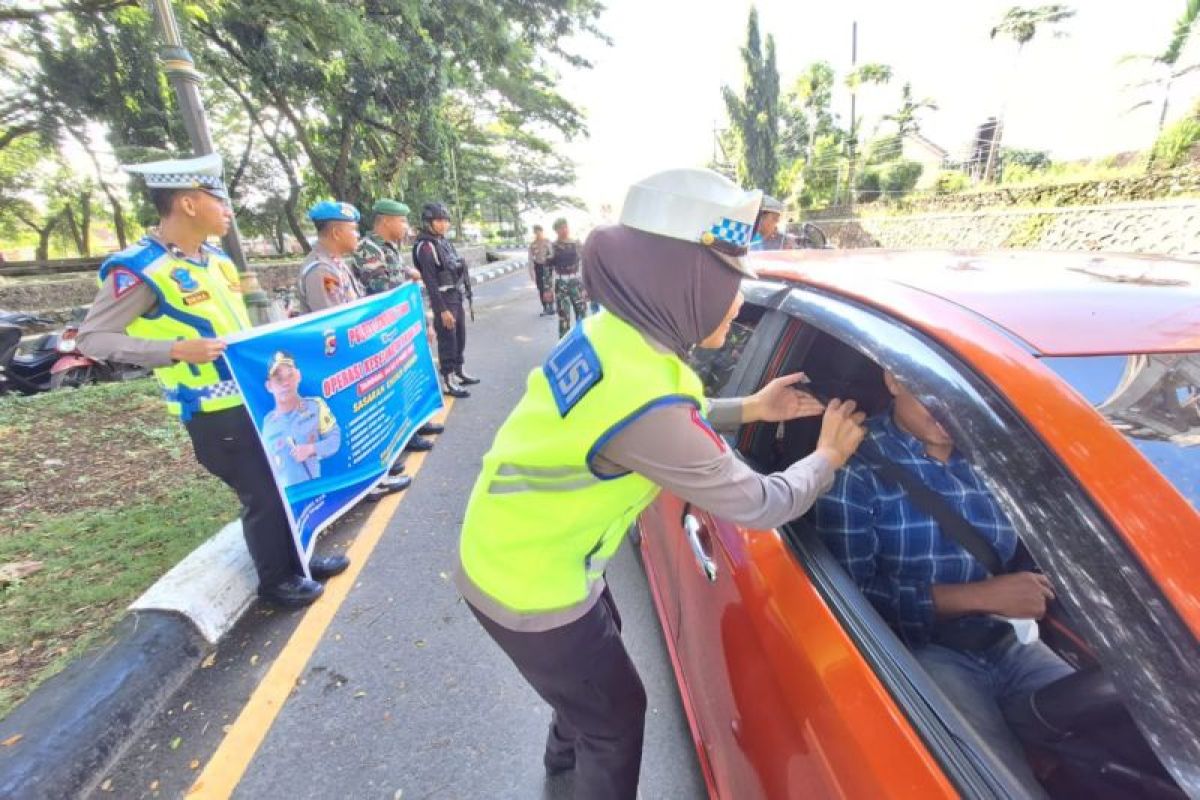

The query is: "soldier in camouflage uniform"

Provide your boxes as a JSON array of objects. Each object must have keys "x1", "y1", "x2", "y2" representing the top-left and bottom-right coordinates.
[
  {"x1": 351, "y1": 199, "x2": 420, "y2": 294},
  {"x1": 548, "y1": 217, "x2": 586, "y2": 338}
]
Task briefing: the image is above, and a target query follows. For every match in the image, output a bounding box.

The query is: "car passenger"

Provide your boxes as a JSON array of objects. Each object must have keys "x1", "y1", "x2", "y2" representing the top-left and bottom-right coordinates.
[{"x1": 813, "y1": 371, "x2": 1073, "y2": 797}]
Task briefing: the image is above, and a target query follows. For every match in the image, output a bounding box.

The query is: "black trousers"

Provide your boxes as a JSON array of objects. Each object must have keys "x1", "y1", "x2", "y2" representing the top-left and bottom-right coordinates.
[
  {"x1": 533, "y1": 263, "x2": 553, "y2": 306},
  {"x1": 469, "y1": 586, "x2": 647, "y2": 800},
  {"x1": 433, "y1": 295, "x2": 468, "y2": 374},
  {"x1": 186, "y1": 406, "x2": 301, "y2": 586}
]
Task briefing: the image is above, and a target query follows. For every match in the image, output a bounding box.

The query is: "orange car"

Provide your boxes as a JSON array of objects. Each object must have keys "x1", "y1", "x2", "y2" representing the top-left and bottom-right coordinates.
[{"x1": 636, "y1": 250, "x2": 1200, "y2": 799}]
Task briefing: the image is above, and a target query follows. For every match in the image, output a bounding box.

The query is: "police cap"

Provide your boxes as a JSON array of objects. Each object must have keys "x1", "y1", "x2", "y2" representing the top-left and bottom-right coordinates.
[
  {"x1": 267, "y1": 350, "x2": 298, "y2": 377},
  {"x1": 122, "y1": 152, "x2": 229, "y2": 202}
]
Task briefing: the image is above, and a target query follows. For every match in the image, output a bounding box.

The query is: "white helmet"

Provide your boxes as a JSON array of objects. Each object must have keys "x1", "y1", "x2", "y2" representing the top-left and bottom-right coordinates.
[{"x1": 619, "y1": 168, "x2": 763, "y2": 277}]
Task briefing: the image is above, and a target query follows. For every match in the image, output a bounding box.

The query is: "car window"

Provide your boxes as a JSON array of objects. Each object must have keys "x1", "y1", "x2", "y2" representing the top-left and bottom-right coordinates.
[
  {"x1": 1041, "y1": 353, "x2": 1199, "y2": 511},
  {"x1": 687, "y1": 302, "x2": 766, "y2": 396},
  {"x1": 772, "y1": 285, "x2": 1200, "y2": 796}
]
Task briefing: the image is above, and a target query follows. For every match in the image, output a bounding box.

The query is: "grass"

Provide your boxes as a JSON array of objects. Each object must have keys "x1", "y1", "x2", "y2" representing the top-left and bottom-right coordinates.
[{"x1": 0, "y1": 380, "x2": 237, "y2": 718}]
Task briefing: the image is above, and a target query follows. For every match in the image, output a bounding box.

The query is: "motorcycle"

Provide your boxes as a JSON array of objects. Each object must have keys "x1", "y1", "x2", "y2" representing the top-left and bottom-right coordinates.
[
  {"x1": 47, "y1": 307, "x2": 148, "y2": 389},
  {"x1": 0, "y1": 308, "x2": 147, "y2": 395},
  {"x1": 0, "y1": 310, "x2": 60, "y2": 395}
]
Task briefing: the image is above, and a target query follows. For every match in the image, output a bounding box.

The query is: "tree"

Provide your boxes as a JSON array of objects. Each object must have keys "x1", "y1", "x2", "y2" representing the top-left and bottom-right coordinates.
[
  {"x1": 721, "y1": 7, "x2": 781, "y2": 194},
  {"x1": 1123, "y1": 0, "x2": 1200, "y2": 135},
  {"x1": 985, "y1": 4, "x2": 1076, "y2": 180},
  {"x1": 883, "y1": 82, "x2": 939, "y2": 137},
  {"x1": 779, "y1": 62, "x2": 839, "y2": 198},
  {"x1": 843, "y1": 62, "x2": 891, "y2": 205}
]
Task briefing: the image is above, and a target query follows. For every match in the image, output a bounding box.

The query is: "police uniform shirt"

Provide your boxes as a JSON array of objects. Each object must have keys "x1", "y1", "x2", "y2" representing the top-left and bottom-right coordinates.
[
  {"x1": 262, "y1": 397, "x2": 341, "y2": 487},
  {"x1": 297, "y1": 243, "x2": 364, "y2": 313},
  {"x1": 77, "y1": 236, "x2": 239, "y2": 368}
]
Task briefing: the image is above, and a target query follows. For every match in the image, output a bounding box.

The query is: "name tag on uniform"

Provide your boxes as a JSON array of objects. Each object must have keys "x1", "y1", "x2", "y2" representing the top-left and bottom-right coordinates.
[{"x1": 544, "y1": 324, "x2": 602, "y2": 417}]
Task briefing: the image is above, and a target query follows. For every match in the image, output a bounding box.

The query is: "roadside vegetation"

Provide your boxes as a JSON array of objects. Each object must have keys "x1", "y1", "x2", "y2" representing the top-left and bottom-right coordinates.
[{"x1": 0, "y1": 380, "x2": 236, "y2": 718}]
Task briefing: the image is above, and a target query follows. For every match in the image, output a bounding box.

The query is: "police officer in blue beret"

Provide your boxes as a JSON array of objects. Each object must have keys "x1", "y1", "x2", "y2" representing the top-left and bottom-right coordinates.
[{"x1": 296, "y1": 201, "x2": 365, "y2": 314}]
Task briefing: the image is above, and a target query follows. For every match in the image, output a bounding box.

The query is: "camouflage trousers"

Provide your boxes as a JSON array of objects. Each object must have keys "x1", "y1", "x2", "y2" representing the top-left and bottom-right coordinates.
[{"x1": 555, "y1": 276, "x2": 587, "y2": 337}]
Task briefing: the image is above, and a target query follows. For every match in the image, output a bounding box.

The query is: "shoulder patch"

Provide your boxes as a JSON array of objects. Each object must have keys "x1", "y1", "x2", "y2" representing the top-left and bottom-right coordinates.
[
  {"x1": 111, "y1": 267, "x2": 142, "y2": 299},
  {"x1": 313, "y1": 397, "x2": 335, "y2": 435},
  {"x1": 543, "y1": 324, "x2": 603, "y2": 417},
  {"x1": 98, "y1": 237, "x2": 166, "y2": 282}
]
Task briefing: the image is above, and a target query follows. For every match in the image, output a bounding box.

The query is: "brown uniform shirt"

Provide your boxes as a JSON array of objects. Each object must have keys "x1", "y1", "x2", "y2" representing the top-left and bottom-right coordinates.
[{"x1": 296, "y1": 243, "x2": 364, "y2": 314}]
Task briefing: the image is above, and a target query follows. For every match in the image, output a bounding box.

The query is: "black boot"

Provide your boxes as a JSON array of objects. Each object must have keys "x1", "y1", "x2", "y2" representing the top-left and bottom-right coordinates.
[
  {"x1": 259, "y1": 575, "x2": 323, "y2": 608},
  {"x1": 418, "y1": 422, "x2": 444, "y2": 435},
  {"x1": 309, "y1": 554, "x2": 350, "y2": 580},
  {"x1": 405, "y1": 435, "x2": 435, "y2": 452},
  {"x1": 455, "y1": 369, "x2": 480, "y2": 385},
  {"x1": 441, "y1": 372, "x2": 470, "y2": 398}
]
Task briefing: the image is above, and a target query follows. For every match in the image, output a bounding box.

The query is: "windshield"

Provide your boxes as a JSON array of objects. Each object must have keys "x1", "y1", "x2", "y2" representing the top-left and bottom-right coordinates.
[{"x1": 1042, "y1": 353, "x2": 1200, "y2": 511}]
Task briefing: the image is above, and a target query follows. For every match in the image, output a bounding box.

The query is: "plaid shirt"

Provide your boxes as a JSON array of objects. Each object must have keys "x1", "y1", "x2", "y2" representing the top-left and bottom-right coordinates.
[{"x1": 813, "y1": 411, "x2": 1017, "y2": 646}]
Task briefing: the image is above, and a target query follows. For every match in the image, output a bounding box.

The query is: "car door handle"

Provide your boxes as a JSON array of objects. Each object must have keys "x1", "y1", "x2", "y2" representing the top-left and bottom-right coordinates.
[{"x1": 683, "y1": 513, "x2": 718, "y2": 583}]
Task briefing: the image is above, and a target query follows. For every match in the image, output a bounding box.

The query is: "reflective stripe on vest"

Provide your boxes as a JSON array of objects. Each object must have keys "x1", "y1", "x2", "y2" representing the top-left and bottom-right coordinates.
[
  {"x1": 99, "y1": 238, "x2": 251, "y2": 420},
  {"x1": 458, "y1": 310, "x2": 706, "y2": 617}
]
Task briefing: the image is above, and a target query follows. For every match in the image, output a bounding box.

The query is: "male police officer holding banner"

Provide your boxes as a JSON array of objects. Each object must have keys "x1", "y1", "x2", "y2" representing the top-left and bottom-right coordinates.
[
  {"x1": 412, "y1": 202, "x2": 478, "y2": 398},
  {"x1": 77, "y1": 154, "x2": 348, "y2": 608}
]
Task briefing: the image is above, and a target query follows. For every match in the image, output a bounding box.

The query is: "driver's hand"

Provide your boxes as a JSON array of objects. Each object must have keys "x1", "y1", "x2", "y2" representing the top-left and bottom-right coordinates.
[{"x1": 981, "y1": 572, "x2": 1055, "y2": 619}]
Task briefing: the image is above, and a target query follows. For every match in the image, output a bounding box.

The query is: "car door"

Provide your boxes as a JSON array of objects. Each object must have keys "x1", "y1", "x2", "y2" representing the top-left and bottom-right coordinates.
[{"x1": 647, "y1": 282, "x2": 1041, "y2": 800}]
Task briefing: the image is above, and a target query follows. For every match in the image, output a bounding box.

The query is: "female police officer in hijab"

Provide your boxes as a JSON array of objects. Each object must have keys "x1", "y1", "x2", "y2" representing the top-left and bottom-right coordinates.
[{"x1": 455, "y1": 168, "x2": 867, "y2": 799}]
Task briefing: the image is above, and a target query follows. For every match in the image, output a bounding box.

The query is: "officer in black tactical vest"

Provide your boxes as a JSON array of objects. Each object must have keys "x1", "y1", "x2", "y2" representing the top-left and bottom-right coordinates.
[{"x1": 412, "y1": 202, "x2": 479, "y2": 398}]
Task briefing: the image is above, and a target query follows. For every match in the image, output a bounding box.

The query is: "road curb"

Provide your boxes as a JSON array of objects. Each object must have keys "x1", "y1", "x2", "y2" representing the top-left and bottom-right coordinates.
[
  {"x1": 0, "y1": 258, "x2": 525, "y2": 797},
  {"x1": 472, "y1": 256, "x2": 526, "y2": 284},
  {"x1": 0, "y1": 611, "x2": 207, "y2": 800}
]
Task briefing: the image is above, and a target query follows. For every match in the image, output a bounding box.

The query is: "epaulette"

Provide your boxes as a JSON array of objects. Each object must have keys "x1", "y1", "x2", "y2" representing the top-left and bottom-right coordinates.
[{"x1": 98, "y1": 237, "x2": 167, "y2": 281}]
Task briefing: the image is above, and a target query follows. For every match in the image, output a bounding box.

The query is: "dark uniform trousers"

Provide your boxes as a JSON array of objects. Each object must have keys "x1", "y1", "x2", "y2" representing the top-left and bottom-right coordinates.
[
  {"x1": 434, "y1": 289, "x2": 468, "y2": 376},
  {"x1": 469, "y1": 585, "x2": 647, "y2": 800},
  {"x1": 186, "y1": 406, "x2": 301, "y2": 586}
]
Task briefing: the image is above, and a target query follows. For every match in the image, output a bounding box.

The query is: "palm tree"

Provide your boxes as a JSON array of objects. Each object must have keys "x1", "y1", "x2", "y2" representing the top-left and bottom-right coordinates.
[
  {"x1": 883, "y1": 82, "x2": 939, "y2": 137},
  {"x1": 1123, "y1": 0, "x2": 1200, "y2": 134},
  {"x1": 984, "y1": 4, "x2": 1076, "y2": 180}
]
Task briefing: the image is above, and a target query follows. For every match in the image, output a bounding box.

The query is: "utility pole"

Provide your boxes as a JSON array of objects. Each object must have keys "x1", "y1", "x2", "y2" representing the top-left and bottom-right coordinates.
[
  {"x1": 148, "y1": 0, "x2": 249, "y2": 269},
  {"x1": 845, "y1": 21, "x2": 858, "y2": 210}
]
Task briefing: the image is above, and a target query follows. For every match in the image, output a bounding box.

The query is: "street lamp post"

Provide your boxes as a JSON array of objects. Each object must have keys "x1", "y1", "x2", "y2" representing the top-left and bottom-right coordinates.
[{"x1": 147, "y1": 0, "x2": 249, "y2": 269}]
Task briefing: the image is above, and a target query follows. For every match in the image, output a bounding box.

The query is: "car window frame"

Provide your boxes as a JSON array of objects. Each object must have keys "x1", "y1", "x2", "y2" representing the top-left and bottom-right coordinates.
[{"x1": 759, "y1": 280, "x2": 1200, "y2": 796}]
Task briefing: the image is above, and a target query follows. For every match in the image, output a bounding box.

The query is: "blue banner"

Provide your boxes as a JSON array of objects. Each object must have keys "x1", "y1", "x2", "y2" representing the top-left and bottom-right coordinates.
[{"x1": 222, "y1": 283, "x2": 442, "y2": 569}]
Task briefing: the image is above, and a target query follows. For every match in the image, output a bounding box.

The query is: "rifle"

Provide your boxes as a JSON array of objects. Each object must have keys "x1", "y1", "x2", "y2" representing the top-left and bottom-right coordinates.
[{"x1": 462, "y1": 258, "x2": 475, "y2": 321}]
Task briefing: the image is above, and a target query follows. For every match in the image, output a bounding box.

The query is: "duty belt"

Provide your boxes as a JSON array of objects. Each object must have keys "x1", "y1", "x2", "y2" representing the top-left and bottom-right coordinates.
[{"x1": 163, "y1": 380, "x2": 240, "y2": 421}]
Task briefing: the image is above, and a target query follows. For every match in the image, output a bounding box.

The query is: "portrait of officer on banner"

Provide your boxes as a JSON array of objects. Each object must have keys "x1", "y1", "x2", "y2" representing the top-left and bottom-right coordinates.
[{"x1": 261, "y1": 350, "x2": 342, "y2": 488}]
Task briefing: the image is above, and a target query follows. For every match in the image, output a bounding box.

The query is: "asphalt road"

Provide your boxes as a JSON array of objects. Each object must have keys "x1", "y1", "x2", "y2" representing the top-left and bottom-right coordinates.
[{"x1": 97, "y1": 270, "x2": 706, "y2": 800}]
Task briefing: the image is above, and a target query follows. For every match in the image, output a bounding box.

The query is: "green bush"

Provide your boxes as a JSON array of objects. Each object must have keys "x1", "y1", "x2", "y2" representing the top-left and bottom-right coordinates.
[
  {"x1": 1151, "y1": 109, "x2": 1200, "y2": 169},
  {"x1": 855, "y1": 169, "x2": 882, "y2": 203},
  {"x1": 881, "y1": 160, "x2": 923, "y2": 197},
  {"x1": 935, "y1": 170, "x2": 970, "y2": 194}
]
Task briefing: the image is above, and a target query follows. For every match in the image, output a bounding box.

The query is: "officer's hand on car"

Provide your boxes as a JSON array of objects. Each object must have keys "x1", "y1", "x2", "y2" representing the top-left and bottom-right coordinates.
[
  {"x1": 746, "y1": 372, "x2": 826, "y2": 422},
  {"x1": 979, "y1": 572, "x2": 1056, "y2": 619},
  {"x1": 170, "y1": 338, "x2": 227, "y2": 364},
  {"x1": 440, "y1": 309, "x2": 456, "y2": 330},
  {"x1": 815, "y1": 399, "x2": 867, "y2": 468}
]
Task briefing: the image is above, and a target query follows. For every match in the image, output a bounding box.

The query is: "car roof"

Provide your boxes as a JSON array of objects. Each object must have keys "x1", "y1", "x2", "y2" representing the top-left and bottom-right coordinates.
[{"x1": 751, "y1": 249, "x2": 1200, "y2": 356}]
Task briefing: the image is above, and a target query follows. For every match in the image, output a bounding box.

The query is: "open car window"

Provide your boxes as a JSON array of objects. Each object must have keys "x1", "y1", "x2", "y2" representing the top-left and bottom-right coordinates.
[{"x1": 727, "y1": 279, "x2": 1200, "y2": 798}]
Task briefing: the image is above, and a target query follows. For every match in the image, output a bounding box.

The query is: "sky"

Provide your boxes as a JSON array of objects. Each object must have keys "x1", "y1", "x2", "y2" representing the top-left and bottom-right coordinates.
[{"x1": 549, "y1": 0, "x2": 1200, "y2": 223}]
